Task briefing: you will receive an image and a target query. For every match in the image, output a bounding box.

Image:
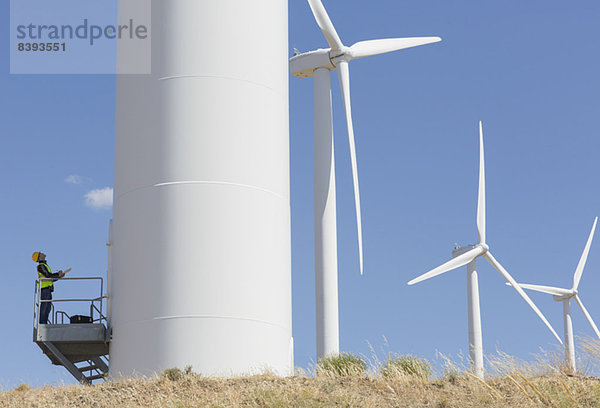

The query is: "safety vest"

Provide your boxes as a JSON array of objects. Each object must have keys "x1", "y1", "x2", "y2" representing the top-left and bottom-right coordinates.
[{"x1": 38, "y1": 263, "x2": 54, "y2": 290}]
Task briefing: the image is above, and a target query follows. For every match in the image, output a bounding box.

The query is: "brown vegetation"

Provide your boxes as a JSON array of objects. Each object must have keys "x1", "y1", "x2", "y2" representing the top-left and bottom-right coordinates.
[
  {"x1": 3, "y1": 371, "x2": 600, "y2": 408},
  {"x1": 4, "y1": 339, "x2": 600, "y2": 407}
]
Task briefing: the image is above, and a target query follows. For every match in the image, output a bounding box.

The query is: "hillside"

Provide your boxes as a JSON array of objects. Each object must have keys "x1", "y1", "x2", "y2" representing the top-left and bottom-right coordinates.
[{"x1": 3, "y1": 370, "x2": 600, "y2": 407}]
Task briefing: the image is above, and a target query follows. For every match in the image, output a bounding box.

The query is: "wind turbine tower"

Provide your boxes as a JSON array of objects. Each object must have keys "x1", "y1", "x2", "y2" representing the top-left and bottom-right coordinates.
[
  {"x1": 408, "y1": 122, "x2": 562, "y2": 379},
  {"x1": 291, "y1": 0, "x2": 441, "y2": 360},
  {"x1": 110, "y1": 0, "x2": 293, "y2": 377},
  {"x1": 509, "y1": 217, "x2": 599, "y2": 373}
]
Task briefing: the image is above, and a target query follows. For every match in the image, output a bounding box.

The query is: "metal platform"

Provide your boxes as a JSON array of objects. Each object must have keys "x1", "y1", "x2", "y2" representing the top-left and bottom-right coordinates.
[{"x1": 33, "y1": 277, "x2": 110, "y2": 384}]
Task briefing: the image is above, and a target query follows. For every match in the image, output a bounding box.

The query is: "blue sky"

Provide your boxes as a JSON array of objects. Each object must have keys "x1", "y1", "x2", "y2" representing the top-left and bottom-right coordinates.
[{"x1": 1, "y1": 0, "x2": 600, "y2": 388}]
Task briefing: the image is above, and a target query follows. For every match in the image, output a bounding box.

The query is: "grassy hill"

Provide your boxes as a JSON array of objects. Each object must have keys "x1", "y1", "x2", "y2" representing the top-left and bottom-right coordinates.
[
  {"x1": 3, "y1": 371, "x2": 600, "y2": 407},
  {"x1": 4, "y1": 342, "x2": 600, "y2": 407}
]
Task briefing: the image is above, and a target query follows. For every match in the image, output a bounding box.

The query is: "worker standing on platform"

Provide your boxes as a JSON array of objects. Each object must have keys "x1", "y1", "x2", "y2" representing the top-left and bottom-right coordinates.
[{"x1": 32, "y1": 251, "x2": 65, "y2": 324}]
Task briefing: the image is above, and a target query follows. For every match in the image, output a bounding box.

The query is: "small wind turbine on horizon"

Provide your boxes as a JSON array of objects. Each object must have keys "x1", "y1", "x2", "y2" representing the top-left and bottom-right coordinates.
[
  {"x1": 507, "y1": 217, "x2": 599, "y2": 374},
  {"x1": 407, "y1": 122, "x2": 562, "y2": 379},
  {"x1": 290, "y1": 0, "x2": 441, "y2": 360}
]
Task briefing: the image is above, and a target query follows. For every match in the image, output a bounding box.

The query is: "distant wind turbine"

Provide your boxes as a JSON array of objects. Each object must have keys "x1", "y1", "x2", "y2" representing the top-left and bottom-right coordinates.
[
  {"x1": 290, "y1": 0, "x2": 441, "y2": 360},
  {"x1": 408, "y1": 122, "x2": 562, "y2": 379},
  {"x1": 508, "y1": 217, "x2": 599, "y2": 373}
]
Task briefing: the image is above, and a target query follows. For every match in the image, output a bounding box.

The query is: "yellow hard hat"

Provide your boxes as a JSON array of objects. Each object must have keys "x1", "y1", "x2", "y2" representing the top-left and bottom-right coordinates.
[{"x1": 32, "y1": 252, "x2": 40, "y2": 262}]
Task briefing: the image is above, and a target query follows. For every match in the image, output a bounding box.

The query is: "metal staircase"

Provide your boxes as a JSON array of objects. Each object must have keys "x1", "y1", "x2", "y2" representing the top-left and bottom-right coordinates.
[{"x1": 33, "y1": 277, "x2": 110, "y2": 384}]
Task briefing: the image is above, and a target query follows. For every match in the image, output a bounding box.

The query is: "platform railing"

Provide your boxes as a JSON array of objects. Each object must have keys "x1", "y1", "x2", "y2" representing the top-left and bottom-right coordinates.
[{"x1": 33, "y1": 277, "x2": 107, "y2": 333}]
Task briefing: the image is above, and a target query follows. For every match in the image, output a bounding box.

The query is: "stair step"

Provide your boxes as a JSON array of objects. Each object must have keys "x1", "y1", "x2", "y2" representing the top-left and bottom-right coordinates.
[
  {"x1": 78, "y1": 364, "x2": 98, "y2": 372},
  {"x1": 86, "y1": 374, "x2": 106, "y2": 381}
]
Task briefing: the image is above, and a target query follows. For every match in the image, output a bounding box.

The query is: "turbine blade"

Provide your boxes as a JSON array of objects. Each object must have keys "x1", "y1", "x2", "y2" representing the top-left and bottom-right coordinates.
[
  {"x1": 477, "y1": 121, "x2": 485, "y2": 245},
  {"x1": 307, "y1": 0, "x2": 344, "y2": 51},
  {"x1": 504, "y1": 282, "x2": 573, "y2": 297},
  {"x1": 484, "y1": 252, "x2": 562, "y2": 344},
  {"x1": 336, "y1": 60, "x2": 363, "y2": 275},
  {"x1": 573, "y1": 217, "x2": 598, "y2": 290},
  {"x1": 349, "y1": 37, "x2": 441, "y2": 59},
  {"x1": 408, "y1": 246, "x2": 483, "y2": 285},
  {"x1": 574, "y1": 295, "x2": 600, "y2": 339}
]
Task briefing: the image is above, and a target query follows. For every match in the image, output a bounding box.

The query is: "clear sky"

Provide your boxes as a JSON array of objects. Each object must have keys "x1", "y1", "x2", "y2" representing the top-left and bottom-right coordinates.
[{"x1": 1, "y1": 0, "x2": 600, "y2": 388}]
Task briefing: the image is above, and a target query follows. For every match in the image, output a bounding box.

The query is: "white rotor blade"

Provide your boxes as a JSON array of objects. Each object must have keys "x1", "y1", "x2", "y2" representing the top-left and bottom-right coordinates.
[
  {"x1": 336, "y1": 60, "x2": 363, "y2": 275},
  {"x1": 477, "y1": 121, "x2": 485, "y2": 245},
  {"x1": 408, "y1": 246, "x2": 483, "y2": 285},
  {"x1": 574, "y1": 295, "x2": 600, "y2": 339},
  {"x1": 349, "y1": 37, "x2": 441, "y2": 59},
  {"x1": 573, "y1": 217, "x2": 598, "y2": 290},
  {"x1": 505, "y1": 282, "x2": 572, "y2": 297},
  {"x1": 484, "y1": 252, "x2": 562, "y2": 344},
  {"x1": 307, "y1": 0, "x2": 344, "y2": 51}
]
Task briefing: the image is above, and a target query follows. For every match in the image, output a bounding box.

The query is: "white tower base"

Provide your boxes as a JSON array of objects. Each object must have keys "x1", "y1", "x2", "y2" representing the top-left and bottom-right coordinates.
[
  {"x1": 110, "y1": 0, "x2": 293, "y2": 378},
  {"x1": 467, "y1": 259, "x2": 484, "y2": 379},
  {"x1": 563, "y1": 300, "x2": 576, "y2": 373},
  {"x1": 313, "y1": 67, "x2": 340, "y2": 360}
]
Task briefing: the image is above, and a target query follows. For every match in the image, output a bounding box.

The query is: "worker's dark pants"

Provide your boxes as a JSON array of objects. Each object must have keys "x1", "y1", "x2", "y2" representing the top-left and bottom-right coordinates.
[{"x1": 39, "y1": 287, "x2": 52, "y2": 324}]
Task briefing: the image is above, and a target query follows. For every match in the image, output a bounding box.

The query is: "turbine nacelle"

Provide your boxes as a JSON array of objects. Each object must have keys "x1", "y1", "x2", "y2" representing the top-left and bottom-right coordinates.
[
  {"x1": 452, "y1": 243, "x2": 489, "y2": 258},
  {"x1": 289, "y1": 46, "x2": 353, "y2": 80},
  {"x1": 553, "y1": 290, "x2": 577, "y2": 302},
  {"x1": 290, "y1": 49, "x2": 335, "y2": 78}
]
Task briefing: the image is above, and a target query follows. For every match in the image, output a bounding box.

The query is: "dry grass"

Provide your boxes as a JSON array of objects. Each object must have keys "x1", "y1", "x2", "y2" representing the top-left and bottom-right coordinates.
[
  {"x1": 315, "y1": 353, "x2": 368, "y2": 378},
  {"x1": 3, "y1": 372, "x2": 600, "y2": 408},
  {"x1": 381, "y1": 354, "x2": 432, "y2": 380},
  {"x1": 4, "y1": 340, "x2": 600, "y2": 408}
]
